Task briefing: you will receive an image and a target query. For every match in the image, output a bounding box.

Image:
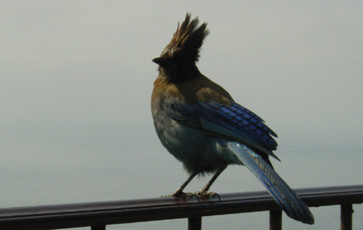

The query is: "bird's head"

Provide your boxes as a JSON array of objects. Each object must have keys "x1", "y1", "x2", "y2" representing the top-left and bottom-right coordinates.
[{"x1": 153, "y1": 13, "x2": 209, "y2": 82}]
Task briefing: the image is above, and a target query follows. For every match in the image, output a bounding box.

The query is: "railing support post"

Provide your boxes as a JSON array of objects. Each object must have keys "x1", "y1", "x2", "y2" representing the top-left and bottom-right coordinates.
[
  {"x1": 341, "y1": 204, "x2": 353, "y2": 230},
  {"x1": 188, "y1": 217, "x2": 202, "y2": 230},
  {"x1": 269, "y1": 210, "x2": 282, "y2": 230},
  {"x1": 91, "y1": 225, "x2": 106, "y2": 230}
]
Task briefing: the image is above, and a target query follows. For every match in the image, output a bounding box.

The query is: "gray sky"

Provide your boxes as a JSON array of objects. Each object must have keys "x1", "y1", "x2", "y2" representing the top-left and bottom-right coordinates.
[
  {"x1": 1, "y1": 0, "x2": 363, "y2": 205},
  {"x1": 2, "y1": 1, "x2": 362, "y2": 145}
]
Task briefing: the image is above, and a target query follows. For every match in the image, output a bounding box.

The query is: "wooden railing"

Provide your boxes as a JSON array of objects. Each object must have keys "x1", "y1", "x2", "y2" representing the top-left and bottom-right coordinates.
[{"x1": 0, "y1": 185, "x2": 362, "y2": 230}]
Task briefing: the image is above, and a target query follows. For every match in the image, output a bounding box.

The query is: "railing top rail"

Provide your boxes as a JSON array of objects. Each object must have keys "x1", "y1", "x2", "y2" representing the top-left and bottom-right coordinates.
[{"x1": 1, "y1": 185, "x2": 363, "y2": 230}]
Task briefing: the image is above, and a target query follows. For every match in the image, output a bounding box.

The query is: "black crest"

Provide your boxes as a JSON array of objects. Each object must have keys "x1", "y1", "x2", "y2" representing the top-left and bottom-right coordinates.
[{"x1": 160, "y1": 13, "x2": 209, "y2": 64}]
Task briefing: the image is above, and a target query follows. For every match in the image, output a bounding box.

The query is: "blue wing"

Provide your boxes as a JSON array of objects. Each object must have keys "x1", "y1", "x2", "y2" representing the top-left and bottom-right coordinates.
[{"x1": 170, "y1": 101, "x2": 278, "y2": 160}]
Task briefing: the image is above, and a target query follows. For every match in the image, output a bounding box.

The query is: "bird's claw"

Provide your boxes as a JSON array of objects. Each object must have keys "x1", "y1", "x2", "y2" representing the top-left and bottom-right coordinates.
[
  {"x1": 195, "y1": 190, "x2": 221, "y2": 200},
  {"x1": 162, "y1": 187, "x2": 220, "y2": 201},
  {"x1": 162, "y1": 189, "x2": 199, "y2": 200},
  {"x1": 165, "y1": 192, "x2": 195, "y2": 198}
]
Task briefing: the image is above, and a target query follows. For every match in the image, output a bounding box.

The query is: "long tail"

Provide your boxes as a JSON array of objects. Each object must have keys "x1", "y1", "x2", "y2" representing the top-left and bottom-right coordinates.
[{"x1": 227, "y1": 142, "x2": 314, "y2": 224}]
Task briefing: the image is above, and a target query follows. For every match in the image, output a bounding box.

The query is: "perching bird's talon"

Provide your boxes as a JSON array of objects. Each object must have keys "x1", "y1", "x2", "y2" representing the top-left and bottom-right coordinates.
[
  {"x1": 171, "y1": 191, "x2": 194, "y2": 197},
  {"x1": 195, "y1": 191, "x2": 221, "y2": 200},
  {"x1": 163, "y1": 191, "x2": 199, "y2": 200}
]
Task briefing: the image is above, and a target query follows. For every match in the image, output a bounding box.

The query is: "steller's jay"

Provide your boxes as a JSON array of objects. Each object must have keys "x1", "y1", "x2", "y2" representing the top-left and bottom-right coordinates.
[{"x1": 151, "y1": 13, "x2": 314, "y2": 224}]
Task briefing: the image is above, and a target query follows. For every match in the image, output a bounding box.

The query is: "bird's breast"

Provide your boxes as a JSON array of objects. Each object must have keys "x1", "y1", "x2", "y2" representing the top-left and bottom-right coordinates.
[{"x1": 151, "y1": 92, "x2": 230, "y2": 173}]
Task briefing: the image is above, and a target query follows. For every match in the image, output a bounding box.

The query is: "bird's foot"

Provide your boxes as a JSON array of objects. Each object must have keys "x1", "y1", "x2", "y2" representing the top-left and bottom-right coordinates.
[
  {"x1": 162, "y1": 188, "x2": 198, "y2": 199},
  {"x1": 163, "y1": 192, "x2": 196, "y2": 198},
  {"x1": 195, "y1": 190, "x2": 221, "y2": 200}
]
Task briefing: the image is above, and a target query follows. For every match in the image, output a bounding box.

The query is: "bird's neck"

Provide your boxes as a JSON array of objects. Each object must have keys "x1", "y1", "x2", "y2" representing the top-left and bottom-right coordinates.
[{"x1": 159, "y1": 64, "x2": 201, "y2": 83}]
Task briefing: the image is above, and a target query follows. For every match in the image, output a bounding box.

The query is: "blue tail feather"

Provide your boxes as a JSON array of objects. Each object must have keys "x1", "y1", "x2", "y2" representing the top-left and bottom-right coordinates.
[{"x1": 226, "y1": 142, "x2": 314, "y2": 224}]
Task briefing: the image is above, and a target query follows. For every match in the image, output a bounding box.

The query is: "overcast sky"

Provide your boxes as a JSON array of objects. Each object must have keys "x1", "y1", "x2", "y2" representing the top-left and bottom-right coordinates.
[
  {"x1": 1, "y1": 0, "x2": 363, "y2": 198},
  {"x1": 2, "y1": 1, "x2": 362, "y2": 144}
]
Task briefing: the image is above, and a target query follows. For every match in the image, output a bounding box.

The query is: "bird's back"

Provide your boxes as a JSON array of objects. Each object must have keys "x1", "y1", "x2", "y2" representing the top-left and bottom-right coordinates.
[{"x1": 152, "y1": 74, "x2": 233, "y2": 105}]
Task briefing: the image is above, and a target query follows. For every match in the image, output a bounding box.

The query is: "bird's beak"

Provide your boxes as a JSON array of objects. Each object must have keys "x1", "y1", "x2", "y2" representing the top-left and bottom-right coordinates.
[{"x1": 152, "y1": 57, "x2": 167, "y2": 66}]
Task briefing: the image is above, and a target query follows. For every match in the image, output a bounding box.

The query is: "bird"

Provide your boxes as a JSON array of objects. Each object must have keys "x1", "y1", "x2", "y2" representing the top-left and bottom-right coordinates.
[{"x1": 151, "y1": 13, "x2": 314, "y2": 224}]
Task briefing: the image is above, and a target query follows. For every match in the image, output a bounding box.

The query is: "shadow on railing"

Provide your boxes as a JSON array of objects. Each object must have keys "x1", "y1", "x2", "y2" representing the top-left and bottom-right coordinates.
[{"x1": 0, "y1": 185, "x2": 362, "y2": 230}]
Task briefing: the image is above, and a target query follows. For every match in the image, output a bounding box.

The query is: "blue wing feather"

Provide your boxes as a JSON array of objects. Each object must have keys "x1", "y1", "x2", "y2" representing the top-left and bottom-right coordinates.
[
  {"x1": 204, "y1": 102, "x2": 277, "y2": 148},
  {"x1": 173, "y1": 101, "x2": 278, "y2": 159}
]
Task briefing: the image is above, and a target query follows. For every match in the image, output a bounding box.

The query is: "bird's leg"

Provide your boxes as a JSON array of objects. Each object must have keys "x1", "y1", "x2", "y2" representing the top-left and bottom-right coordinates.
[
  {"x1": 197, "y1": 166, "x2": 227, "y2": 197},
  {"x1": 168, "y1": 170, "x2": 199, "y2": 197}
]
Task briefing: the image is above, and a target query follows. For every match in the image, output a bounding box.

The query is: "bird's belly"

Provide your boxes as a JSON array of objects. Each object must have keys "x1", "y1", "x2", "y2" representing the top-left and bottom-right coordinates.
[{"x1": 152, "y1": 112, "x2": 228, "y2": 173}]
